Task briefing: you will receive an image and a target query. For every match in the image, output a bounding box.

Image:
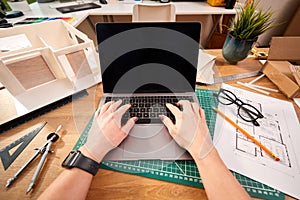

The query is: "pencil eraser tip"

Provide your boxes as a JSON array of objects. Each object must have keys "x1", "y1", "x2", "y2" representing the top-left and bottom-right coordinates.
[{"x1": 276, "y1": 158, "x2": 280, "y2": 161}]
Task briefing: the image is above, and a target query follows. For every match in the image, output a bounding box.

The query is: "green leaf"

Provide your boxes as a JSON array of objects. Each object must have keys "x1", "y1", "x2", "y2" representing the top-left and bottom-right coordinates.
[{"x1": 229, "y1": 0, "x2": 279, "y2": 40}]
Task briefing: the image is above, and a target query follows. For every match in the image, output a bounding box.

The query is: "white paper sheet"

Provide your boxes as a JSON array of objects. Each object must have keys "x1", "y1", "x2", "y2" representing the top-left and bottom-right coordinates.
[
  {"x1": 196, "y1": 49, "x2": 216, "y2": 84},
  {"x1": 214, "y1": 84, "x2": 300, "y2": 199},
  {"x1": 0, "y1": 34, "x2": 32, "y2": 52},
  {"x1": 294, "y1": 98, "x2": 300, "y2": 109}
]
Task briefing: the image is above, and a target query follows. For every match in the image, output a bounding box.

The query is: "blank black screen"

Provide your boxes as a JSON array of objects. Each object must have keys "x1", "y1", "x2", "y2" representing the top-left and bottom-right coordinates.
[{"x1": 96, "y1": 22, "x2": 200, "y2": 93}]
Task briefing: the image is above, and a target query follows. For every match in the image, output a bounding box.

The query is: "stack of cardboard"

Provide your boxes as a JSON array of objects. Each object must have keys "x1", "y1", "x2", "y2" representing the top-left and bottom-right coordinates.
[{"x1": 261, "y1": 37, "x2": 300, "y2": 98}]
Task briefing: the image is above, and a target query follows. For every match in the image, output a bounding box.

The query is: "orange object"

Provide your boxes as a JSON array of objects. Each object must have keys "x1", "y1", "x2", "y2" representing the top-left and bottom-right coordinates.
[{"x1": 207, "y1": 0, "x2": 226, "y2": 7}]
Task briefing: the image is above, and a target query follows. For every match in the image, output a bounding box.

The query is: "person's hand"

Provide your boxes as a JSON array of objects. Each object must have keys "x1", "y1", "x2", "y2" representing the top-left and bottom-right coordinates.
[
  {"x1": 160, "y1": 100, "x2": 213, "y2": 159},
  {"x1": 82, "y1": 100, "x2": 137, "y2": 162}
]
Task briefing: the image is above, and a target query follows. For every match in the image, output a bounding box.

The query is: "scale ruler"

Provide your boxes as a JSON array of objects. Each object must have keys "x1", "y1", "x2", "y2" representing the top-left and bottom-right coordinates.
[{"x1": 214, "y1": 70, "x2": 261, "y2": 83}]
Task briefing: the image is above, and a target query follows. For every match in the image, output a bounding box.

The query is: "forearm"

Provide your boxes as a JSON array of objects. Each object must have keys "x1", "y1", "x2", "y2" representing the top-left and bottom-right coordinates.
[
  {"x1": 38, "y1": 148, "x2": 101, "y2": 200},
  {"x1": 38, "y1": 167, "x2": 93, "y2": 200},
  {"x1": 39, "y1": 101, "x2": 135, "y2": 199},
  {"x1": 190, "y1": 148, "x2": 251, "y2": 200}
]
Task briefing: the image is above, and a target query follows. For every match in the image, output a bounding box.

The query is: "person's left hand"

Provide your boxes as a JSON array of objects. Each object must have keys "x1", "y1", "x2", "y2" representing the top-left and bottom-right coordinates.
[{"x1": 82, "y1": 100, "x2": 137, "y2": 162}]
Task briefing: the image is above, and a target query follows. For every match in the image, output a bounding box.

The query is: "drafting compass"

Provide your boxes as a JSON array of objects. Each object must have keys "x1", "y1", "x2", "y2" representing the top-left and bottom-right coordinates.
[{"x1": 6, "y1": 125, "x2": 62, "y2": 194}]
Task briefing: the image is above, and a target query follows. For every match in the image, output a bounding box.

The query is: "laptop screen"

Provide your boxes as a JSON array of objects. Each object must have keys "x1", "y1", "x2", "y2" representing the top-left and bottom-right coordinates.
[{"x1": 96, "y1": 22, "x2": 200, "y2": 93}]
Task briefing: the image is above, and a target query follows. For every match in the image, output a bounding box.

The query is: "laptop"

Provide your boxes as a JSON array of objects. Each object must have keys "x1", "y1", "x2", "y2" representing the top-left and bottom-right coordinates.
[{"x1": 96, "y1": 22, "x2": 201, "y2": 160}]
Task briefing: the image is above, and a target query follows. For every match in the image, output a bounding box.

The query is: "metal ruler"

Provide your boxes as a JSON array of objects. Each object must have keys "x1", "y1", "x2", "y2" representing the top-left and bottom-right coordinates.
[
  {"x1": 0, "y1": 122, "x2": 47, "y2": 170},
  {"x1": 214, "y1": 70, "x2": 261, "y2": 84}
]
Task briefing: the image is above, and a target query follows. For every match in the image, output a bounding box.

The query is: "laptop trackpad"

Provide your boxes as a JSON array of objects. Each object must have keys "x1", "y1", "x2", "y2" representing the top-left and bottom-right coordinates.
[{"x1": 123, "y1": 124, "x2": 177, "y2": 159}]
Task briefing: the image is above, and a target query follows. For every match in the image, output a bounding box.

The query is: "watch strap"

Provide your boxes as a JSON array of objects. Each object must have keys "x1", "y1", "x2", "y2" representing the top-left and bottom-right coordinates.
[
  {"x1": 74, "y1": 153, "x2": 99, "y2": 176},
  {"x1": 62, "y1": 150, "x2": 99, "y2": 176}
]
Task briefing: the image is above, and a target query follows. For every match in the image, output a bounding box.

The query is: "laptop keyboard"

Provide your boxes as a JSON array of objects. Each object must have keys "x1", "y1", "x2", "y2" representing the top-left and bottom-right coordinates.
[{"x1": 105, "y1": 96, "x2": 194, "y2": 124}]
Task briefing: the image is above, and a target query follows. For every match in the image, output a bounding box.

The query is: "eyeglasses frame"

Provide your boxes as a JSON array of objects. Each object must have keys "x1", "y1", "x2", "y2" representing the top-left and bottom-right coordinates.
[{"x1": 213, "y1": 88, "x2": 264, "y2": 126}]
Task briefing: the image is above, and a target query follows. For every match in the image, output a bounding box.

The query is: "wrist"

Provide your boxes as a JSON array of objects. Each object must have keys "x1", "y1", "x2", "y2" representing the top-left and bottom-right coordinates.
[
  {"x1": 193, "y1": 148, "x2": 225, "y2": 172},
  {"x1": 79, "y1": 146, "x2": 105, "y2": 163},
  {"x1": 187, "y1": 133, "x2": 214, "y2": 160},
  {"x1": 62, "y1": 150, "x2": 100, "y2": 176},
  {"x1": 188, "y1": 145, "x2": 216, "y2": 161}
]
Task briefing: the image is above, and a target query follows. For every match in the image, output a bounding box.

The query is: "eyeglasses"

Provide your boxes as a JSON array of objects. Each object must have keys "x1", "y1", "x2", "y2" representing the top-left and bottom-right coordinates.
[{"x1": 213, "y1": 89, "x2": 264, "y2": 126}]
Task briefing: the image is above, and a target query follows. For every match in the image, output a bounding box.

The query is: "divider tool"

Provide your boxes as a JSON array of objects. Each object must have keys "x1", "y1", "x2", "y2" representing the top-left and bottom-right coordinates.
[{"x1": 5, "y1": 125, "x2": 62, "y2": 194}]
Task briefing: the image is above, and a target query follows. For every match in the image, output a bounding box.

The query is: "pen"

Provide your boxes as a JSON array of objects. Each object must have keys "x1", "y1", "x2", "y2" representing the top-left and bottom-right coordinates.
[{"x1": 212, "y1": 107, "x2": 280, "y2": 162}]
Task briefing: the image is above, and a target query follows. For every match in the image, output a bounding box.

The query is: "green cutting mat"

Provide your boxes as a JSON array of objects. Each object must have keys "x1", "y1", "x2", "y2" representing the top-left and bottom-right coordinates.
[{"x1": 74, "y1": 89, "x2": 284, "y2": 200}]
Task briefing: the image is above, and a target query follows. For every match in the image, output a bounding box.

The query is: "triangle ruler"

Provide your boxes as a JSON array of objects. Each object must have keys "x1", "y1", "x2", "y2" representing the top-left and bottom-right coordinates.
[{"x1": 0, "y1": 122, "x2": 47, "y2": 170}]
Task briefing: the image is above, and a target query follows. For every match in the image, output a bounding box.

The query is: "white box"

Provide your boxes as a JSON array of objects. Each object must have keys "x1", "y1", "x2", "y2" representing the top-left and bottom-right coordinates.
[{"x1": 0, "y1": 20, "x2": 100, "y2": 113}]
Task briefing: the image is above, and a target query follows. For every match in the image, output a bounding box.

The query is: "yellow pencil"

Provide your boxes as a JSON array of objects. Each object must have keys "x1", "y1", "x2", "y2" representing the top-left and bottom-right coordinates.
[{"x1": 212, "y1": 107, "x2": 280, "y2": 162}]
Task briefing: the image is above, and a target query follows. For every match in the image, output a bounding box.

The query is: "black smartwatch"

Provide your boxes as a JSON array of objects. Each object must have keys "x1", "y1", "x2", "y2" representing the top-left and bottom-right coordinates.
[{"x1": 62, "y1": 150, "x2": 99, "y2": 176}]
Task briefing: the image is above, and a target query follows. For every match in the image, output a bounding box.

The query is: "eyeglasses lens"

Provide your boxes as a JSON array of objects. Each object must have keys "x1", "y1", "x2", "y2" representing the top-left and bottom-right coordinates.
[
  {"x1": 218, "y1": 90, "x2": 236, "y2": 105},
  {"x1": 238, "y1": 104, "x2": 260, "y2": 122}
]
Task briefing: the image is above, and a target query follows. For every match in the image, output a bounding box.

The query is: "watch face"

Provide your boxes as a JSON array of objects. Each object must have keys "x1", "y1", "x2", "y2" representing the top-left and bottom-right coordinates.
[
  {"x1": 62, "y1": 151, "x2": 79, "y2": 167},
  {"x1": 61, "y1": 150, "x2": 99, "y2": 176}
]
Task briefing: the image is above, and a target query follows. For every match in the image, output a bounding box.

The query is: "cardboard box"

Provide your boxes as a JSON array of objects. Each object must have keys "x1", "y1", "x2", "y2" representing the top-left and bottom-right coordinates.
[
  {"x1": 268, "y1": 37, "x2": 300, "y2": 63},
  {"x1": 262, "y1": 61, "x2": 300, "y2": 98},
  {"x1": 261, "y1": 37, "x2": 300, "y2": 98}
]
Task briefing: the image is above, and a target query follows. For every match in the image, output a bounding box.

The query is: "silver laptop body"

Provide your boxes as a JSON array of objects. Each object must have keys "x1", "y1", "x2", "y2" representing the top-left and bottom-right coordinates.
[{"x1": 96, "y1": 22, "x2": 201, "y2": 160}]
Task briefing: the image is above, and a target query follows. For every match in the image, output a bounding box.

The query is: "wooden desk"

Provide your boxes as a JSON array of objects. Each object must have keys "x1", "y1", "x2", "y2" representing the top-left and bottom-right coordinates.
[{"x1": 0, "y1": 50, "x2": 298, "y2": 200}]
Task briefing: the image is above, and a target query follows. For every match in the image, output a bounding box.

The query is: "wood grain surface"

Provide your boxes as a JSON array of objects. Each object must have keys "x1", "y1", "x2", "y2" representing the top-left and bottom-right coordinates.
[{"x1": 0, "y1": 50, "x2": 298, "y2": 200}]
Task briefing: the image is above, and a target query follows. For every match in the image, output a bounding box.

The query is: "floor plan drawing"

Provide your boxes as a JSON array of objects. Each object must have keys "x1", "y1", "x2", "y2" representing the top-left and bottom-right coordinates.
[
  {"x1": 214, "y1": 84, "x2": 300, "y2": 199},
  {"x1": 233, "y1": 98, "x2": 291, "y2": 167}
]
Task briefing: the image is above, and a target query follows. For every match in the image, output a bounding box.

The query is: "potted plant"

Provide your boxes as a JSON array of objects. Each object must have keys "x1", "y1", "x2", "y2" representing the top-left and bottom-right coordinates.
[
  {"x1": 0, "y1": 0, "x2": 7, "y2": 17},
  {"x1": 222, "y1": 0, "x2": 276, "y2": 64}
]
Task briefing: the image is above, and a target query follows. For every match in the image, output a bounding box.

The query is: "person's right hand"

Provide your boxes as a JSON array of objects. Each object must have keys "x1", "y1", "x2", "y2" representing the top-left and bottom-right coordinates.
[{"x1": 160, "y1": 100, "x2": 214, "y2": 159}]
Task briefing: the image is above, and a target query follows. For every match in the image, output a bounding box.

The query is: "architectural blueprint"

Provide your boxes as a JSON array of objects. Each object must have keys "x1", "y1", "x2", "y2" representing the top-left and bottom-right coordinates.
[{"x1": 213, "y1": 84, "x2": 300, "y2": 199}]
